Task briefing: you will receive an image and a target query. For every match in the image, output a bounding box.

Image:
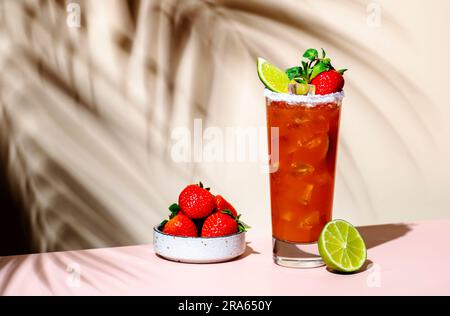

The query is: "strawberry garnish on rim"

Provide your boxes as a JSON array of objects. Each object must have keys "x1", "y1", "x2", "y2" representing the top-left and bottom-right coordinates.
[
  {"x1": 311, "y1": 70, "x2": 345, "y2": 95},
  {"x1": 285, "y1": 48, "x2": 347, "y2": 95}
]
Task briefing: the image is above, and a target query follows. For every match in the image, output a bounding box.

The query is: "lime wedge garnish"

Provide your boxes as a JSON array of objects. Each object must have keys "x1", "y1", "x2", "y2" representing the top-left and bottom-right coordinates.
[
  {"x1": 318, "y1": 219, "x2": 367, "y2": 272},
  {"x1": 257, "y1": 57, "x2": 290, "y2": 93}
]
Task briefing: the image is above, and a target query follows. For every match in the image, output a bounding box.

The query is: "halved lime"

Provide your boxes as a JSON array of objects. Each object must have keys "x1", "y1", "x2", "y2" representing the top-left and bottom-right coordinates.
[
  {"x1": 257, "y1": 57, "x2": 290, "y2": 93},
  {"x1": 318, "y1": 219, "x2": 367, "y2": 272}
]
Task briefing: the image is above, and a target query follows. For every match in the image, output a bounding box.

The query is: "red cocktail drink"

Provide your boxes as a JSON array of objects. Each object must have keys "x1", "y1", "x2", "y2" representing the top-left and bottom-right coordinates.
[
  {"x1": 257, "y1": 47, "x2": 347, "y2": 268},
  {"x1": 266, "y1": 90, "x2": 343, "y2": 267}
]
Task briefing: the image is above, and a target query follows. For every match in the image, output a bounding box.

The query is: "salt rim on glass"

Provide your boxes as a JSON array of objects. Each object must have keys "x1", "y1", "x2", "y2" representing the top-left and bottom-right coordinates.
[{"x1": 264, "y1": 89, "x2": 344, "y2": 107}]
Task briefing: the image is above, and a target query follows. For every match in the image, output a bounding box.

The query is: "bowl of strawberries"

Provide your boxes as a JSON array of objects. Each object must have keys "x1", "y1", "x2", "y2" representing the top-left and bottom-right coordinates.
[{"x1": 153, "y1": 182, "x2": 250, "y2": 263}]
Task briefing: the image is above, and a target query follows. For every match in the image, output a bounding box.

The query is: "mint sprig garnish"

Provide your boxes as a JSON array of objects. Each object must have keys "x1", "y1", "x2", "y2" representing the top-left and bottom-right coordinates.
[
  {"x1": 285, "y1": 66, "x2": 302, "y2": 82},
  {"x1": 303, "y1": 48, "x2": 319, "y2": 61},
  {"x1": 286, "y1": 48, "x2": 346, "y2": 84}
]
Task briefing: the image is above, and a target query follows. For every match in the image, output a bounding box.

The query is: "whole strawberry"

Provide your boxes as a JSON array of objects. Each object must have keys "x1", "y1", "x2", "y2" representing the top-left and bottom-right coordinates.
[
  {"x1": 201, "y1": 211, "x2": 250, "y2": 237},
  {"x1": 162, "y1": 211, "x2": 198, "y2": 237},
  {"x1": 311, "y1": 70, "x2": 344, "y2": 95},
  {"x1": 214, "y1": 195, "x2": 238, "y2": 218},
  {"x1": 178, "y1": 182, "x2": 215, "y2": 219}
]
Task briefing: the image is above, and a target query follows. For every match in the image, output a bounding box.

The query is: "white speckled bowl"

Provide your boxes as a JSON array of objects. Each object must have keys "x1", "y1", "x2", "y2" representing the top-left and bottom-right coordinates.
[{"x1": 153, "y1": 226, "x2": 246, "y2": 263}]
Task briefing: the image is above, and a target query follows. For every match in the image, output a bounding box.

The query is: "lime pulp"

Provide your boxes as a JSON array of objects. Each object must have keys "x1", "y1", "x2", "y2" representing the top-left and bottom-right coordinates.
[
  {"x1": 318, "y1": 219, "x2": 367, "y2": 272},
  {"x1": 257, "y1": 57, "x2": 290, "y2": 93}
]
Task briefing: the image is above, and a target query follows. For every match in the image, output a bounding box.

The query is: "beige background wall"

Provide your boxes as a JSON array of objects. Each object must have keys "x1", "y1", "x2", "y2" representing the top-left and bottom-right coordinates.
[{"x1": 1, "y1": 0, "x2": 450, "y2": 253}]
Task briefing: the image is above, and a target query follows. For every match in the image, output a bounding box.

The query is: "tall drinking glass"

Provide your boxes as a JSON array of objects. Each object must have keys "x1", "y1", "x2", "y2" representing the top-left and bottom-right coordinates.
[{"x1": 265, "y1": 89, "x2": 344, "y2": 268}]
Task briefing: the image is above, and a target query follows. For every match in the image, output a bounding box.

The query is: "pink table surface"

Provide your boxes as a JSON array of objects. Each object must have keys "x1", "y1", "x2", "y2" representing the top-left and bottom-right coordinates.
[{"x1": 1, "y1": 219, "x2": 450, "y2": 296}]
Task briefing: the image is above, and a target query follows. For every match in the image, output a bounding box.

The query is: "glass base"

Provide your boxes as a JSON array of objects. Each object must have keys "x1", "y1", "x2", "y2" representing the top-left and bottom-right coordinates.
[{"x1": 272, "y1": 238, "x2": 325, "y2": 268}]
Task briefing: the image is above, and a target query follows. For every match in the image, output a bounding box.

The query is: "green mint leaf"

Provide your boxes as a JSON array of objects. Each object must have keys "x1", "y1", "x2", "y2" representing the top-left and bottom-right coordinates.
[
  {"x1": 299, "y1": 68, "x2": 305, "y2": 77},
  {"x1": 338, "y1": 69, "x2": 348, "y2": 75},
  {"x1": 301, "y1": 61, "x2": 308, "y2": 77},
  {"x1": 285, "y1": 66, "x2": 301, "y2": 80},
  {"x1": 303, "y1": 48, "x2": 318, "y2": 61},
  {"x1": 301, "y1": 61, "x2": 308, "y2": 70},
  {"x1": 310, "y1": 61, "x2": 331, "y2": 80},
  {"x1": 294, "y1": 77, "x2": 306, "y2": 84},
  {"x1": 301, "y1": 61, "x2": 310, "y2": 81},
  {"x1": 322, "y1": 58, "x2": 331, "y2": 66},
  {"x1": 321, "y1": 48, "x2": 326, "y2": 59}
]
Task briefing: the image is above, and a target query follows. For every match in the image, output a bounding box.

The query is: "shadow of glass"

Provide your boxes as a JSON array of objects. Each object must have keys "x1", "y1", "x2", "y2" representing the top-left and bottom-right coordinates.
[
  {"x1": 357, "y1": 223, "x2": 412, "y2": 249},
  {"x1": 325, "y1": 223, "x2": 412, "y2": 275}
]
